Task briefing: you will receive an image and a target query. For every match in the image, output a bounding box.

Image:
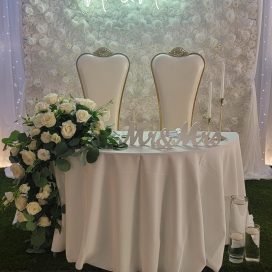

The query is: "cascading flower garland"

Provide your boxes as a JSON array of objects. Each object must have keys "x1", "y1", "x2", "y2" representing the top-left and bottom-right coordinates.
[{"x1": 0, "y1": 93, "x2": 126, "y2": 253}]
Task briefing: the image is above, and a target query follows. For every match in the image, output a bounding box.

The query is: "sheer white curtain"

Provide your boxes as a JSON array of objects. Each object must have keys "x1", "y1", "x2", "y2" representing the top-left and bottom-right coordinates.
[
  {"x1": 256, "y1": 0, "x2": 272, "y2": 167},
  {"x1": 239, "y1": 0, "x2": 272, "y2": 180},
  {"x1": 0, "y1": 0, "x2": 25, "y2": 167}
]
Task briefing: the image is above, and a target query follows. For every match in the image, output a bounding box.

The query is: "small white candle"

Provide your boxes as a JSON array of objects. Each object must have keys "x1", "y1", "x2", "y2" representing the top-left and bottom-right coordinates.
[
  {"x1": 220, "y1": 61, "x2": 225, "y2": 99},
  {"x1": 208, "y1": 81, "x2": 213, "y2": 118},
  {"x1": 231, "y1": 232, "x2": 244, "y2": 248}
]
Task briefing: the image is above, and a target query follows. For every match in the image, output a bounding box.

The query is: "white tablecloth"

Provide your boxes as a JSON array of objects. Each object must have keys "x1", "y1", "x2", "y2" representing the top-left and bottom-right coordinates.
[{"x1": 52, "y1": 132, "x2": 245, "y2": 272}]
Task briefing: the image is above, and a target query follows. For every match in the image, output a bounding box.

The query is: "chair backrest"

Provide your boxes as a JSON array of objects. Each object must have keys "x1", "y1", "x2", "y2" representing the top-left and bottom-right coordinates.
[
  {"x1": 76, "y1": 47, "x2": 130, "y2": 130},
  {"x1": 151, "y1": 47, "x2": 205, "y2": 130}
]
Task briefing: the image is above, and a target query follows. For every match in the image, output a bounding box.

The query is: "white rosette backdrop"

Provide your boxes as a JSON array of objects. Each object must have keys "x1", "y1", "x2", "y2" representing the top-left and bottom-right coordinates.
[{"x1": 21, "y1": 0, "x2": 271, "y2": 178}]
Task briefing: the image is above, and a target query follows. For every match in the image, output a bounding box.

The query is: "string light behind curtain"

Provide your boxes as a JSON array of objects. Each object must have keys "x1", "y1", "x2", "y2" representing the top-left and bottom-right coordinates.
[
  {"x1": 256, "y1": 0, "x2": 272, "y2": 166},
  {"x1": 0, "y1": 0, "x2": 25, "y2": 167}
]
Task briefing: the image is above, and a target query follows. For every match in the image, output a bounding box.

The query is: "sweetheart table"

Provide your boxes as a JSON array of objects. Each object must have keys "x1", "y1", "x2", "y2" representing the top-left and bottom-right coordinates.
[{"x1": 51, "y1": 132, "x2": 245, "y2": 272}]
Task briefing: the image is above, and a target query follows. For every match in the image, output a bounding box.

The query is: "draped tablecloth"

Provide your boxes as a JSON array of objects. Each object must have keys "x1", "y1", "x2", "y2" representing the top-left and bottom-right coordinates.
[{"x1": 51, "y1": 132, "x2": 245, "y2": 272}]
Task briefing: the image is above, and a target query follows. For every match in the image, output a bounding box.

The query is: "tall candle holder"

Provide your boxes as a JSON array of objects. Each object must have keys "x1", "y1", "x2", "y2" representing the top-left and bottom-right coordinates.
[{"x1": 219, "y1": 98, "x2": 226, "y2": 141}]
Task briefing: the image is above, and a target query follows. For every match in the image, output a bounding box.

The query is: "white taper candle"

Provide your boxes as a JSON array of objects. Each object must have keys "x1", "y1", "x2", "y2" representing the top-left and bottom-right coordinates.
[
  {"x1": 208, "y1": 81, "x2": 213, "y2": 118},
  {"x1": 220, "y1": 61, "x2": 225, "y2": 99}
]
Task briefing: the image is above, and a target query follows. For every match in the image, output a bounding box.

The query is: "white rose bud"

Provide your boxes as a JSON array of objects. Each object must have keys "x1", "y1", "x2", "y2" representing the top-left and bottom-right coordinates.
[
  {"x1": 76, "y1": 109, "x2": 91, "y2": 123},
  {"x1": 61, "y1": 120, "x2": 76, "y2": 139},
  {"x1": 10, "y1": 164, "x2": 25, "y2": 179},
  {"x1": 38, "y1": 199, "x2": 48, "y2": 206},
  {"x1": 10, "y1": 147, "x2": 19, "y2": 156},
  {"x1": 43, "y1": 184, "x2": 52, "y2": 194},
  {"x1": 44, "y1": 93, "x2": 58, "y2": 105},
  {"x1": 28, "y1": 140, "x2": 37, "y2": 151},
  {"x1": 51, "y1": 133, "x2": 61, "y2": 144},
  {"x1": 40, "y1": 112, "x2": 56, "y2": 128},
  {"x1": 20, "y1": 150, "x2": 36, "y2": 166},
  {"x1": 3, "y1": 200, "x2": 9, "y2": 206},
  {"x1": 19, "y1": 184, "x2": 30, "y2": 194},
  {"x1": 37, "y1": 149, "x2": 51, "y2": 161},
  {"x1": 59, "y1": 102, "x2": 75, "y2": 114},
  {"x1": 5, "y1": 192, "x2": 14, "y2": 202},
  {"x1": 29, "y1": 127, "x2": 41, "y2": 137},
  {"x1": 38, "y1": 216, "x2": 51, "y2": 227},
  {"x1": 75, "y1": 98, "x2": 96, "y2": 110},
  {"x1": 41, "y1": 131, "x2": 51, "y2": 143},
  {"x1": 17, "y1": 211, "x2": 27, "y2": 223},
  {"x1": 15, "y1": 195, "x2": 27, "y2": 211},
  {"x1": 26, "y1": 202, "x2": 42, "y2": 215},
  {"x1": 94, "y1": 120, "x2": 105, "y2": 134},
  {"x1": 36, "y1": 190, "x2": 50, "y2": 200},
  {"x1": 35, "y1": 101, "x2": 50, "y2": 112}
]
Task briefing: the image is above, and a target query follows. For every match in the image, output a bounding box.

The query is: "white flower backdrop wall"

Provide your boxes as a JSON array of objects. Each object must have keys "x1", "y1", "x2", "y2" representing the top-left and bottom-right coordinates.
[{"x1": 22, "y1": 0, "x2": 259, "y2": 133}]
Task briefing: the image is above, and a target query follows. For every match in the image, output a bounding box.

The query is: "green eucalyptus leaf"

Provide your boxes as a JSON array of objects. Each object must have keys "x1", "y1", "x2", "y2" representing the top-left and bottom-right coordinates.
[
  {"x1": 56, "y1": 158, "x2": 71, "y2": 172},
  {"x1": 61, "y1": 148, "x2": 75, "y2": 158},
  {"x1": 86, "y1": 147, "x2": 99, "y2": 163},
  {"x1": 26, "y1": 221, "x2": 36, "y2": 231},
  {"x1": 32, "y1": 171, "x2": 41, "y2": 184},
  {"x1": 18, "y1": 133, "x2": 29, "y2": 143},
  {"x1": 23, "y1": 212, "x2": 34, "y2": 222},
  {"x1": 26, "y1": 165, "x2": 35, "y2": 173},
  {"x1": 2, "y1": 130, "x2": 20, "y2": 145},
  {"x1": 40, "y1": 167, "x2": 50, "y2": 178},
  {"x1": 17, "y1": 221, "x2": 27, "y2": 231},
  {"x1": 54, "y1": 142, "x2": 69, "y2": 157},
  {"x1": 32, "y1": 171, "x2": 48, "y2": 187},
  {"x1": 68, "y1": 138, "x2": 80, "y2": 147},
  {"x1": 37, "y1": 176, "x2": 48, "y2": 187}
]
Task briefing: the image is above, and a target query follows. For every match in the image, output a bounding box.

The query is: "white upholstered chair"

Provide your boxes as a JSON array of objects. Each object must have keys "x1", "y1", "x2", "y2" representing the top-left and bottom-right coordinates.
[
  {"x1": 76, "y1": 47, "x2": 130, "y2": 130},
  {"x1": 151, "y1": 47, "x2": 205, "y2": 130}
]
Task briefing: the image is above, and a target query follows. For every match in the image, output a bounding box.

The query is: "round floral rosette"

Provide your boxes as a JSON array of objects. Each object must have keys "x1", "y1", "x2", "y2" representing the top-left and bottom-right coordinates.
[{"x1": 1, "y1": 93, "x2": 126, "y2": 252}]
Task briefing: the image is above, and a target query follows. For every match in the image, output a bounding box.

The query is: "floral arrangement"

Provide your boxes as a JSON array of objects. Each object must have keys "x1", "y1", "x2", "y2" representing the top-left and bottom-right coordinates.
[{"x1": 1, "y1": 93, "x2": 126, "y2": 253}]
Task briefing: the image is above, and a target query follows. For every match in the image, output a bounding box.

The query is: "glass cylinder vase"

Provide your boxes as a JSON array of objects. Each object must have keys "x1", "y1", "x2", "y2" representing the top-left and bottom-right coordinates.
[
  {"x1": 245, "y1": 224, "x2": 260, "y2": 262},
  {"x1": 228, "y1": 195, "x2": 248, "y2": 263}
]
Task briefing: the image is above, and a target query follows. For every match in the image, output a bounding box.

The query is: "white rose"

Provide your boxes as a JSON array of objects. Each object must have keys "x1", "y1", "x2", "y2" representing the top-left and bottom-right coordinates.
[
  {"x1": 61, "y1": 120, "x2": 76, "y2": 139},
  {"x1": 10, "y1": 164, "x2": 25, "y2": 179},
  {"x1": 59, "y1": 102, "x2": 75, "y2": 113},
  {"x1": 10, "y1": 147, "x2": 19, "y2": 156},
  {"x1": 37, "y1": 216, "x2": 51, "y2": 227},
  {"x1": 40, "y1": 112, "x2": 56, "y2": 128},
  {"x1": 37, "y1": 149, "x2": 51, "y2": 161},
  {"x1": 28, "y1": 140, "x2": 37, "y2": 151},
  {"x1": 102, "y1": 109, "x2": 110, "y2": 122},
  {"x1": 75, "y1": 98, "x2": 96, "y2": 110},
  {"x1": 17, "y1": 211, "x2": 27, "y2": 223},
  {"x1": 41, "y1": 131, "x2": 51, "y2": 143},
  {"x1": 76, "y1": 109, "x2": 91, "y2": 123},
  {"x1": 35, "y1": 101, "x2": 50, "y2": 112},
  {"x1": 29, "y1": 127, "x2": 41, "y2": 137},
  {"x1": 33, "y1": 114, "x2": 43, "y2": 128},
  {"x1": 20, "y1": 150, "x2": 36, "y2": 166},
  {"x1": 19, "y1": 184, "x2": 30, "y2": 194},
  {"x1": 94, "y1": 120, "x2": 105, "y2": 134},
  {"x1": 5, "y1": 192, "x2": 14, "y2": 202},
  {"x1": 51, "y1": 133, "x2": 61, "y2": 144},
  {"x1": 26, "y1": 202, "x2": 42, "y2": 215},
  {"x1": 15, "y1": 195, "x2": 27, "y2": 211},
  {"x1": 44, "y1": 93, "x2": 58, "y2": 105}
]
